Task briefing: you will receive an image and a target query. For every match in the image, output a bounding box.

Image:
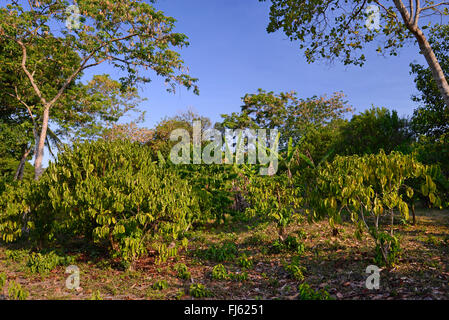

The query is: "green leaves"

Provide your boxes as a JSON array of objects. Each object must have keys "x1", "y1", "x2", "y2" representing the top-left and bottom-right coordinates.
[
  {"x1": 297, "y1": 282, "x2": 331, "y2": 300},
  {"x1": 410, "y1": 24, "x2": 449, "y2": 139},
  {"x1": 242, "y1": 172, "x2": 303, "y2": 239},
  {"x1": 1, "y1": 0, "x2": 199, "y2": 179},
  {"x1": 189, "y1": 283, "x2": 213, "y2": 298},
  {"x1": 0, "y1": 139, "x2": 198, "y2": 264},
  {"x1": 261, "y1": 0, "x2": 413, "y2": 66},
  {"x1": 314, "y1": 151, "x2": 441, "y2": 265},
  {"x1": 173, "y1": 163, "x2": 236, "y2": 224},
  {"x1": 406, "y1": 186, "x2": 414, "y2": 199},
  {"x1": 317, "y1": 151, "x2": 439, "y2": 220}
]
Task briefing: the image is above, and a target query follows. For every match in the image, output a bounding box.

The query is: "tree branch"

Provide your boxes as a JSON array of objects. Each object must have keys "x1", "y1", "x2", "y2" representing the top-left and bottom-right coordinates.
[
  {"x1": 420, "y1": 1, "x2": 449, "y2": 11},
  {"x1": 16, "y1": 39, "x2": 48, "y2": 106},
  {"x1": 413, "y1": 0, "x2": 420, "y2": 27}
]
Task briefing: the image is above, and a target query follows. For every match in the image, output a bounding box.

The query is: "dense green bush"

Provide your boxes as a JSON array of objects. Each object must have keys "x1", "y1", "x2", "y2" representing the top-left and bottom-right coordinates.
[
  {"x1": 373, "y1": 232, "x2": 401, "y2": 267},
  {"x1": 243, "y1": 173, "x2": 303, "y2": 240},
  {"x1": 237, "y1": 253, "x2": 253, "y2": 269},
  {"x1": 171, "y1": 164, "x2": 237, "y2": 224},
  {"x1": 152, "y1": 280, "x2": 169, "y2": 290},
  {"x1": 336, "y1": 107, "x2": 413, "y2": 156},
  {"x1": 0, "y1": 179, "x2": 36, "y2": 243},
  {"x1": 0, "y1": 139, "x2": 199, "y2": 264},
  {"x1": 314, "y1": 151, "x2": 440, "y2": 266},
  {"x1": 7, "y1": 281, "x2": 29, "y2": 300},
  {"x1": 271, "y1": 235, "x2": 305, "y2": 254}
]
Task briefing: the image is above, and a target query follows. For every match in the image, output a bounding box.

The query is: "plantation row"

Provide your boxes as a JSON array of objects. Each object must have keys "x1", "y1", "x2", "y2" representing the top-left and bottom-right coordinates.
[{"x1": 0, "y1": 139, "x2": 447, "y2": 271}]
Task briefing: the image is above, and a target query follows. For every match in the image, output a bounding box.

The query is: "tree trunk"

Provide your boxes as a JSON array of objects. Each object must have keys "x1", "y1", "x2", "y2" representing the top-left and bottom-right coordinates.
[
  {"x1": 392, "y1": 0, "x2": 449, "y2": 107},
  {"x1": 412, "y1": 27, "x2": 449, "y2": 107},
  {"x1": 34, "y1": 106, "x2": 50, "y2": 180},
  {"x1": 390, "y1": 208, "x2": 394, "y2": 236},
  {"x1": 14, "y1": 146, "x2": 32, "y2": 181},
  {"x1": 411, "y1": 202, "x2": 416, "y2": 226}
]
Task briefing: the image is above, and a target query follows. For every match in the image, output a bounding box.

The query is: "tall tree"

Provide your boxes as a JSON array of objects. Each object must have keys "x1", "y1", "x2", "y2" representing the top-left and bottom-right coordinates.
[
  {"x1": 103, "y1": 122, "x2": 154, "y2": 144},
  {"x1": 1, "y1": 33, "x2": 144, "y2": 178},
  {"x1": 410, "y1": 24, "x2": 449, "y2": 138},
  {"x1": 148, "y1": 110, "x2": 211, "y2": 157},
  {"x1": 0, "y1": 0, "x2": 199, "y2": 179},
  {"x1": 218, "y1": 89, "x2": 353, "y2": 148},
  {"x1": 260, "y1": 0, "x2": 449, "y2": 107},
  {"x1": 336, "y1": 106, "x2": 413, "y2": 155}
]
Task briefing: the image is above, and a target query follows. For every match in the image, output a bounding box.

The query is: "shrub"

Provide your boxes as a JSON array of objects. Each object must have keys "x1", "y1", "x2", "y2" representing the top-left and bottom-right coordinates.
[
  {"x1": 26, "y1": 251, "x2": 76, "y2": 275},
  {"x1": 155, "y1": 238, "x2": 189, "y2": 265},
  {"x1": 238, "y1": 253, "x2": 253, "y2": 269},
  {"x1": 243, "y1": 173, "x2": 303, "y2": 240},
  {"x1": 0, "y1": 140, "x2": 198, "y2": 264},
  {"x1": 211, "y1": 264, "x2": 228, "y2": 280},
  {"x1": 297, "y1": 283, "x2": 331, "y2": 300},
  {"x1": 152, "y1": 280, "x2": 169, "y2": 291},
  {"x1": 200, "y1": 241, "x2": 238, "y2": 262},
  {"x1": 0, "y1": 179, "x2": 35, "y2": 243},
  {"x1": 284, "y1": 235, "x2": 306, "y2": 254},
  {"x1": 5, "y1": 249, "x2": 29, "y2": 262},
  {"x1": 374, "y1": 232, "x2": 401, "y2": 267},
  {"x1": 189, "y1": 283, "x2": 212, "y2": 298},
  {"x1": 229, "y1": 272, "x2": 248, "y2": 282},
  {"x1": 27, "y1": 252, "x2": 59, "y2": 274},
  {"x1": 271, "y1": 236, "x2": 305, "y2": 255},
  {"x1": 174, "y1": 263, "x2": 191, "y2": 280},
  {"x1": 285, "y1": 264, "x2": 305, "y2": 281},
  {"x1": 173, "y1": 164, "x2": 237, "y2": 224},
  {"x1": 315, "y1": 151, "x2": 440, "y2": 266},
  {"x1": 283, "y1": 256, "x2": 306, "y2": 281}
]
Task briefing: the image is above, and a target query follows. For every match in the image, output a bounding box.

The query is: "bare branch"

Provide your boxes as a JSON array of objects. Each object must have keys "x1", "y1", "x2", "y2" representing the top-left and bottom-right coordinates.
[
  {"x1": 15, "y1": 39, "x2": 48, "y2": 106},
  {"x1": 413, "y1": 0, "x2": 420, "y2": 26},
  {"x1": 46, "y1": 32, "x2": 140, "y2": 109},
  {"x1": 373, "y1": 0, "x2": 402, "y2": 26},
  {"x1": 420, "y1": 1, "x2": 449, "y2": 11}
]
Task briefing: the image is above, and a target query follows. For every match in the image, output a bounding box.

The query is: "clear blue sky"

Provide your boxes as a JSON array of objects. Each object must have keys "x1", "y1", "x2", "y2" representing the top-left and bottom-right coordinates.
[{"x1": 105, "y1": 0, "x2": 426, "y2": 129}]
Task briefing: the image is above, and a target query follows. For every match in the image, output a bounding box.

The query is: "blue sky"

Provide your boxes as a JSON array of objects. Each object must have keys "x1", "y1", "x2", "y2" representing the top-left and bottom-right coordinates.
[
  {"x1": 103, "y1": 0, "x2": 427, "y2": 129},
  {"x1": 42, "y1": 0, "x2": 430, "y2": 165}
]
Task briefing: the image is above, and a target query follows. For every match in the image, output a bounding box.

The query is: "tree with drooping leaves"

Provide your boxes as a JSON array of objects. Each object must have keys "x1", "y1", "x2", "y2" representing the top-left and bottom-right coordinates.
[{"x1": 314, "y1": 151, "x2": 441, "y2": 266}]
